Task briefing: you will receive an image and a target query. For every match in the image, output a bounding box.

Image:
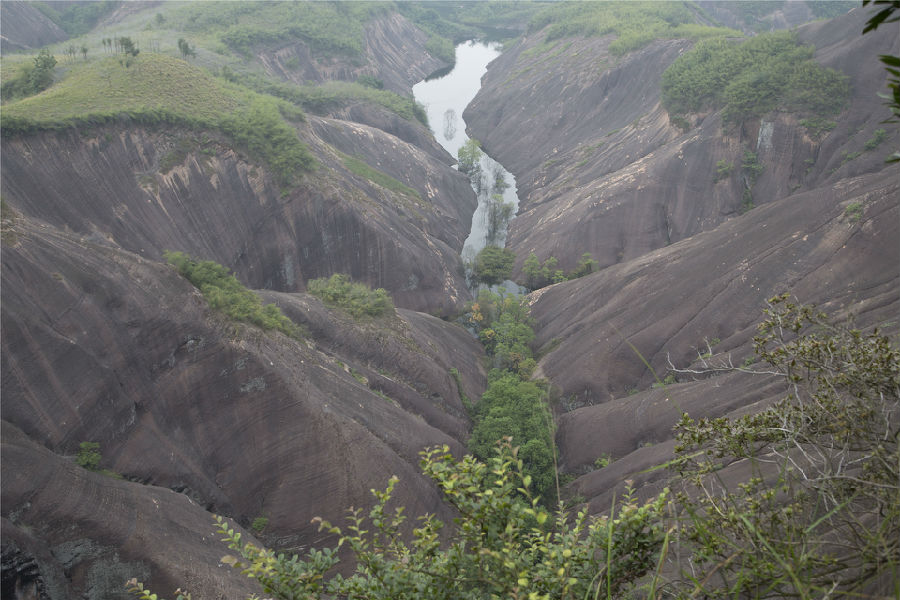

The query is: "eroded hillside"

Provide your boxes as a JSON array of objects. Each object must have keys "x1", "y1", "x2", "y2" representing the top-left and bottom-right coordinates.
[
  {"x1": 465, "y1": 7, "x2": 899, "y2": 275},
  {"x1": 1, "y1": 1, "x2": 898, "y2": 598},
  {"x1": 462, "y1": 6, "x2": 899, "y2": 508}
]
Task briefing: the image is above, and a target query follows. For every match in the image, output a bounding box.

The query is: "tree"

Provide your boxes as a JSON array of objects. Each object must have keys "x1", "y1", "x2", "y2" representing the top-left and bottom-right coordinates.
[
  {"x1": 177, "y1": 38, "x2": 196, "y2": 60},
  {"x1": 457, "y1": 138, "x2": 482, "y2": 179},
  {"x1": 473, "y1": 245, "x2": 515, "y2": 287},
  {"x1": 484, "y1": 193, "x2": 514, "y2": 245},
  {"x1": 80, "y1": 44, "x2": 88, "y2": 60},
  {"x1": 569, "y1": 252, "x2": 598, "y2": 279},
  {"x1": 863, "y1": 0, "x2": 900, "y2": 162},
  {"x1": 119, "y1": 36, "x2": 140, "y2": 67},
  {"x1": 28, "y1": 48, "x2": 57, "y2": 94}
]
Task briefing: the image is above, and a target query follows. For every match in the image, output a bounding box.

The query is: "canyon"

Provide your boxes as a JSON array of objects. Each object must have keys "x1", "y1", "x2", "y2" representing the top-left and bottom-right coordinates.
[{"x1": 1, "y1": 2, "x2": 898, "y2": 598}]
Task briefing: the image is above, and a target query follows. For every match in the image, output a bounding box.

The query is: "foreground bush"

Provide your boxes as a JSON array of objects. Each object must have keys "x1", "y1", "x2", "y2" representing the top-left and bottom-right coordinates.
[{"x1": 130, "y1": 441, "x2": 670, "y2": 600}]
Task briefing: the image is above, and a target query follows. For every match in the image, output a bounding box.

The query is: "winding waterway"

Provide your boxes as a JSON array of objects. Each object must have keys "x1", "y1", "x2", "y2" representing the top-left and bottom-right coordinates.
[{"x1": 413, "y1": 41, "x2": 521, "y2": 268}]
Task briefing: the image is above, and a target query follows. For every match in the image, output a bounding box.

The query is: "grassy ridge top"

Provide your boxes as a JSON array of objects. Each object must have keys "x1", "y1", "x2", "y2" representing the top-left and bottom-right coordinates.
[
  {"x1": 2, "y1": 52, "x2": 314, "y2": 186},
  {"x1": 173, "y1": 1, "x2": 384, "y2": 58},
  {"x1": 3, "y1": 54, "x2": 240, "y2": 125},
  {"x1": 527, "y1": 1, "x2": 741, "y2": 56}
]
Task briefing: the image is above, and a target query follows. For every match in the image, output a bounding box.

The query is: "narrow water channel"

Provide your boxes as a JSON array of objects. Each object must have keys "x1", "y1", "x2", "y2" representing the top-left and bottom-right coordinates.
[{"x1": 413, "y1": 42, "x2": 521, "y2": 272}]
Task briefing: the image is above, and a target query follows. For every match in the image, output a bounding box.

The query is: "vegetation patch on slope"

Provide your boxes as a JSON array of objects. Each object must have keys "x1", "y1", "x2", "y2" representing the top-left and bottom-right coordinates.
[
  {"x1": 165, "y1": 251, "x2": 302, "y2": 339},
  {"x1": 174, "y1": 1, "x2": 384, "y2": 58},
  {"x1": 662, "y1": 31, "x2": 850, "y2": 124},
  {"x1": 307, "y1": 273, "x2": 394, "y2": 320},
  {"x1": 0, "y1": 53, "x2": 313, "y2": 185},
  {"x1": 528, "y1": 2, "x2": 740, "y2": 56},
  {"x1": 339, "y1": 152, "x2": 421, "y2": 201}
]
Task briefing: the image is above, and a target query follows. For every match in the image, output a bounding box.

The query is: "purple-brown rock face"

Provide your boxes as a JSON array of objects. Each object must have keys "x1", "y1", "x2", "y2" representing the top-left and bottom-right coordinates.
[
  {"x1": 462, "y1": 8, "x2": 899, "y2": 506},
  {"x1": 2, "y1": 5, "x2": 899, "y2": 598}
]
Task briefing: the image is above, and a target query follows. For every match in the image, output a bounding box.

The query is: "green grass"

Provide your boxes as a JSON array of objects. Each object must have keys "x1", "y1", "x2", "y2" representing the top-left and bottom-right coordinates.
[
  {"x1": 527, "y1": 1, "x2": 741, "y2": 56},
  {"x1": 1, "y1": 53, "x2": 314, "y2": 185},
  {"x1": 2, "y1": 54, "x2": 239, "y2": 125},
  {"x1": 339, "y1": 152, "x2": 420, "y2": 201},
  {"x1": 174, "y1": 1, "x2": 384, "y2": 59}
]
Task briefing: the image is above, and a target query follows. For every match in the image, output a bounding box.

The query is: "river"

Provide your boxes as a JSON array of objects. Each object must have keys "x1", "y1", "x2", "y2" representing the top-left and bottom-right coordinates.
[{"x1": 412, "y1": 41, "x2": 521, "y2": 273}]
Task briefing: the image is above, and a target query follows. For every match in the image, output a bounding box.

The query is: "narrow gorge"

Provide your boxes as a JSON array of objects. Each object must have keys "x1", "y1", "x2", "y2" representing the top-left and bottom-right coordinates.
[{"x1": 1, "y1": 2, "x2": 898, "y2": 598}]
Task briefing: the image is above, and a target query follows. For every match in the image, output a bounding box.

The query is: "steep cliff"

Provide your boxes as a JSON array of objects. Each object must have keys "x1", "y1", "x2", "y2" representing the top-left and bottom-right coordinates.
[
  {"x1": 464, "y1": 8, "x2": 899, "y2": 274},
  {"x1": 257, "y1": 12, "x2": 447, "y2": 95},
  {"x1": 0, "y1": 117, "x2": 475, "y2": 315}
]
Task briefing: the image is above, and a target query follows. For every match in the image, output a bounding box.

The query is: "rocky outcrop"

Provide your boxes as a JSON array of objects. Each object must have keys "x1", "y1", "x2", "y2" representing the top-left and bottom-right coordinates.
[
  {"x1": 0, "y1": 117, "x2": 476, "y2": 315},
  {"x1": 2, "y1": 421, "x2": 261, "y2": 600},
  {"x1": 1, "y1": 213, "x2": 486, "y2": 597},
  {"x1": 464, "y1": 8, "x2": 899, "y2": 274},
  {"x1": 0, "y1": 2, "x2": 68, "y2": 53}
]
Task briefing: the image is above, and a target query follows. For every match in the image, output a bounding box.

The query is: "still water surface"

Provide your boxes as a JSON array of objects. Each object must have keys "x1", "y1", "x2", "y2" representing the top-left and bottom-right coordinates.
[{"x1": 413, "y1": 41, "x2": 520, "y2": 266}]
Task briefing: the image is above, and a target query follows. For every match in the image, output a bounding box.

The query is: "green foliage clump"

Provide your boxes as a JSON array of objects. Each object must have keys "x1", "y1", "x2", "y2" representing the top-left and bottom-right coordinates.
[
  {"x1": 250, "y1": 517, "x2": 268, "y2": 533},
  {"x1": 714, "y1": 159, "x2": 734, "y2": 182},
  {"x1": 425, "y1": 35, "x2": 455, "y2": 64},
  {"x1": 206, "y1": 442, "x2": 668, "y2": 600},
  {"x1": 0, "y1": 54, "x2": 315, "y2": 186},
  {"x1": 176, "y1": 1, "x2": 379, "y2": 58},
  {"x1": 662, "y1": 31, "x2": 850, "y2": 124},
  {"x1": 2, "y1": 48, "x2": 58, "y2": 102},
  {"x1": 355, "y1": 74, "x2": 383, "y2": 90},
  {"x1": 469, "y1": 372, "x2": 556, "y2": 503},
  {"x1": 307, "y1": 274, "x2": 394, "y2": 320},
  {"x1": 76, "y1": 441, "x2": 101, "y2": 471},
  {"x1": 456, "y1": 138, "x2": 483, "y2": 178},
  {"x1": 220, "y1": 97, "x2": 314, "y2": 187},
  {"x1": 864, "y1": 127, "x2": 888, "y2": 150},
  {"x1": 339, "y1": 153, "x2": 420, "y2": 200},
  {"x1": 469, "y1": 289, "x2": 537, "y2": 377},
  {"x1": 521, "y1": 251, "x2": 598, "y2": 290},
  {"x1": 164, "y1": 251, "x2": 301, "y2": 338},
  {"x1": 32, "y1": 0, "x2": 118, "y2": 37},
  {"x1": 472, "y1": 245, "x2": 515, "y2": 287},
  {"x1": 528, "y1": 2, "x2": 739, "y2": 56},
  {"x1": 799, "y1": 117, "x2": 837, "y2": 138},
  {"x1": 484, "y1": 193, "x2": 514, "y2": 246}
]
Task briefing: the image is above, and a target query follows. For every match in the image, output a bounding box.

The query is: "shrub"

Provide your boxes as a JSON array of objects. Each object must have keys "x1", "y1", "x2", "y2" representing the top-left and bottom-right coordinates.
[
  {"x1": 864, "y1": 128, "x2": 887, "y2": 150},
  {"x1": 714, "y1": 159, "x2": 734, "y2": 182},
  {"x1": 662, "y1": 31, "x2": 850, "y2": 124},
  {"x1": 76, "y1": 441, "x2": 101, "y2": 471},
  {"x1": 219, "y1": 97, "x2": 315, "y2": 187},
  {"x1": 209, "y1": 442, "x2": 669, "y2": 600},
  {"x1": 307, "y1": 274, "x2": 394, "y2": 319},
  {"x1": 165, "y1": 251, "x2": 301, "y2": 338},
  {"x1": 250, "y1": 517, "x2": 268, "y2": 532},
  {"x1": 671, "y1": 294, "x2": 900, "y2": 596}
]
